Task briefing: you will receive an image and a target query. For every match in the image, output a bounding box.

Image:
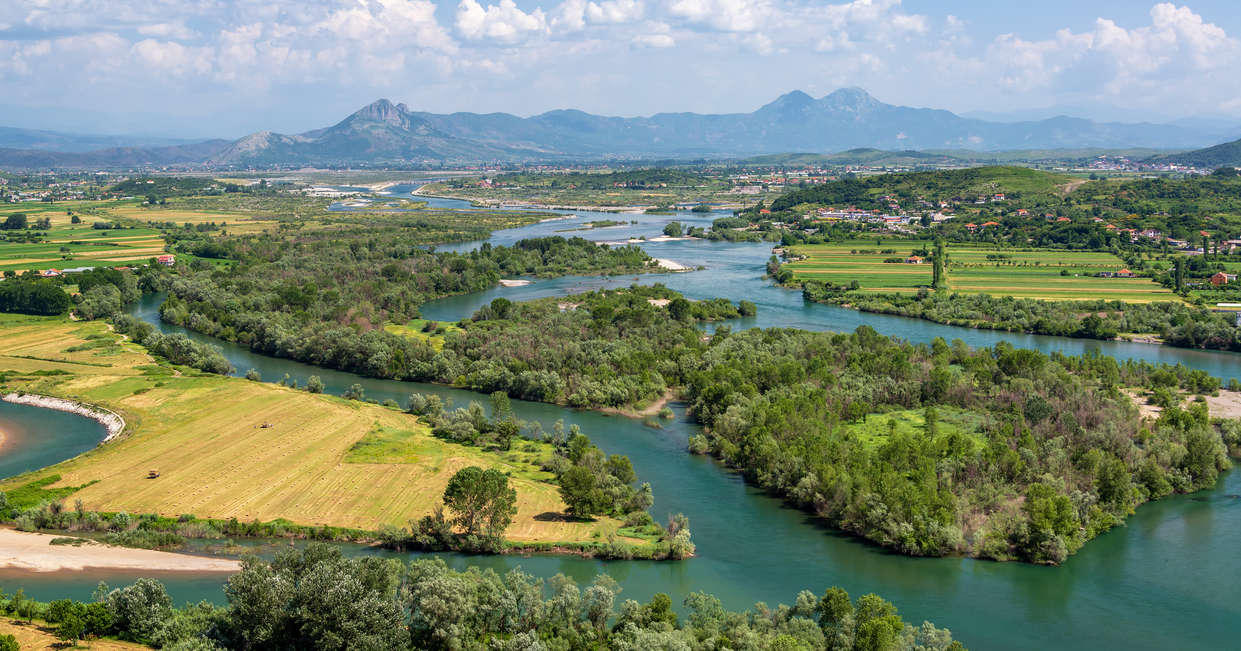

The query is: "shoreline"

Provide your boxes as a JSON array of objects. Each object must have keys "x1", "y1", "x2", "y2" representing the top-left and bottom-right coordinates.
[
  {"x1": 2, "y1": 393, "x2": 125, "y2": 443},
  {"x1": 0, "y1": 528, "x2": 240, "y2": 573}
]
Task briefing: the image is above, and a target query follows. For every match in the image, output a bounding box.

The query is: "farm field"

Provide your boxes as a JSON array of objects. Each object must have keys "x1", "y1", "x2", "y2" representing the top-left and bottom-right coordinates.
[
  {"x1": 0, "y1": 616, "x2": 145, "y2": 650},
  {"x1": 0, "y1": 315, "x2": 628, "y2": 546},
  {"x1": 787, "y1": 240, "x2": 1179, "y2": 302},
  {"x1": 0, "y1": 198, "x2": 279, "y2": 272}
]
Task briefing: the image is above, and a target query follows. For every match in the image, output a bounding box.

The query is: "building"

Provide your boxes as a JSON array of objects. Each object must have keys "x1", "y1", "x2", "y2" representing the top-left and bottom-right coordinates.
[
  {"x1": 905, "y1": 256, "x2": 924, "y2": 264},
  {"x1": 1211, "y1": 272, "x2": 1235, "y2": 286},
  {"x1": 157, "y1": 254, "x2": 175, "y2": 266},
  {"x1": 1116, "y1": 269, "x2": 1135, "y2": 278}
]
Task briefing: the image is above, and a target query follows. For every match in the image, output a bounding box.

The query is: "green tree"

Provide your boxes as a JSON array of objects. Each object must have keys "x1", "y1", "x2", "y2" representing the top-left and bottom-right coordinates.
[
  {"x1": 662, "y1": 222, "x2": 683, "y2": 237},
  {"x1": 558, "y1": 465, "x2": 608, "y2": 517},
  {"x1": 442, "y1": 466, "x2": 517, "y2": 537},
  {"x1": 667, "y1": 297, "x2": 692, "y2": 321},
  {"x1": 58, "y1": 612, "x2": 86, "y2": 647},
  {"x1": 306, "y1": 375, "x2": 324, "y2": 393},
  {"x1": 0, "y1": 634, "x2": 17, "y2": 651},
  {"x1": 1, "y1": 213, "x2": 26, "y2": 230}
]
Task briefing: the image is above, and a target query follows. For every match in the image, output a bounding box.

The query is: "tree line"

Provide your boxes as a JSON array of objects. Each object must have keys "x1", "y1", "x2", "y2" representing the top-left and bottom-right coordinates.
[{"x1": 0, "y1": 544, "x2": 964, "y2": 650}]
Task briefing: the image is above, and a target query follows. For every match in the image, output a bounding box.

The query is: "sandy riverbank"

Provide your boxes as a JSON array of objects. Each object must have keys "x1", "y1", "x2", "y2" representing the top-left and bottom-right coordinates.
[
  {"x1": 654, "y1": 259, "x2": 689, "y2": 271},
  {"x1": 499, "y1": 279, "x2": 532, "y2": 287},
  {"x1": 0, "y1": 529, "x2": 240, "y2": 573},
  {"x1": 1, "y1": 393, "x2": 125, "y2": 442}
]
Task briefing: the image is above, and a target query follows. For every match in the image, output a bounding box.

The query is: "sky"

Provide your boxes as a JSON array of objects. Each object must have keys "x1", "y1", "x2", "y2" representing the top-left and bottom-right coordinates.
[{"x1": 1, "y1": 0, "x2": 1239, "y2": 138}]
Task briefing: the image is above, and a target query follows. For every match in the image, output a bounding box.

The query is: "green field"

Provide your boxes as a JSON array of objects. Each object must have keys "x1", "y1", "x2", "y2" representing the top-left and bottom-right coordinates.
[
  {"x1": 787, "y1": 240, "x2": 1179, "y2": 302},
  {"x1": 0, "y1": 315, "x2": 633, "y2": 546}
]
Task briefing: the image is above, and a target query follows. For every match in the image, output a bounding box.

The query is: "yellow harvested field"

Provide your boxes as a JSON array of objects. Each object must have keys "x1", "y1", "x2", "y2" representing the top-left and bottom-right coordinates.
[
  {"x1": 0, "y1": 617, "x2": 146, "y2": 650},
  {"x1": 0, "y1": 316, "x2": 623, "y2": 545}
]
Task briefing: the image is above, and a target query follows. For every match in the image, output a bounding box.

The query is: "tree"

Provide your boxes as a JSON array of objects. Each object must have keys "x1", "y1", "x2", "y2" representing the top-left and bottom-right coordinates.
[
  {"x1": 558, "y1": 465, "x2": 608, "y2": 517},
  {"x1": 662, "y1": 222, "x2": 683, "y2": 237},
  {"x1": 932, "y1": 239, "x2": 946, "y2": 289},
  {"x1": 667, "y1": 297, "x2": 692, "y2": 321},
  {"x1": 442, "y1": 466, "x2": 517, "y2": 537},
  {"x1": 306, "y1": 375, "x2": 324, "y2": 393},
  {"x1": 58, "y1": 612, "x2": 86, "y2": 647},
  {"x1": 1174, "y1": 257, "x2": 1185, "y2": 293},
  {"x1": 105, "y1": 579, "x2": 173, "y2": 643},
  {"x1": 1, "y1": 213, "x2": 26, "y2": 230},
  {"x1": 0, "y1": 635, "x2": 17, "y2": 651},
  {"x1": 738, "y1": 300, "x2": 756, "y2": 317}
]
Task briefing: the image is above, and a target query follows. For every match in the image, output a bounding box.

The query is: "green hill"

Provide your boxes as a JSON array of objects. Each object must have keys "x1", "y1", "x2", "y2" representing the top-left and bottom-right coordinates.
[
  {"x1": 769, "y1": 165, "x2": 1071, "y2": 211},
  {"x1": 1151, "y1": 136, "x2": 1241, "y2": 169}
]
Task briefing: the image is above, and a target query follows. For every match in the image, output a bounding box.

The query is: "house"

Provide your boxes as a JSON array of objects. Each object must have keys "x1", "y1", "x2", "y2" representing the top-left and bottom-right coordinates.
[
  {"x1": 1116, "y1": 269, "x2": 1135, "y2": 278},
  {"x1": 905, "y1": 256, "x2": 925, "y2": 264},
  {"x1": 1016, "y1": 209, "x2": 1029, "y2": 217},
  {"x1": 1211, "y1": 272, "x2": 1236, "y2": 286},
  {"x1": 1056, "y1": 216, "x2": 1071, "y2": 223},
  {"x1": 981, "y1": 221, "x2": 1001, "y2": 228},
  {"x1": 40, "y1": 268, "x2": 61, "y2": 277},
  {"x1": 157, "y1": 254, "x2": 175, "y2": 266}
]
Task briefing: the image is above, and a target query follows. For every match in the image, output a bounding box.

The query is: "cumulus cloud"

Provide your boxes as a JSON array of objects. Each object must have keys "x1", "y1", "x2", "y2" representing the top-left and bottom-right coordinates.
[
  {"x1": 456, "y1": 0, "x2": 549, "y2": 42},
  {"x1": 0, "y1": 1, "x2": 1237, "y2": 129},
  {"x1": 587, "y1": 0, "x2": 646, "y2": 24},
  {"x1": 667, "y1": 0, "x2": 769, "y2": 32},
  {"x1": 986, "y1": 2, "x2": 1239, "y2": 103}
]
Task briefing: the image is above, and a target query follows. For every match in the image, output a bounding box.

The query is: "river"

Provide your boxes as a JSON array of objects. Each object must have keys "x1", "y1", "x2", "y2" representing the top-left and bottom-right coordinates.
[{"x1": 2, "y1": 184, "x2": 1239, "y2": 649}]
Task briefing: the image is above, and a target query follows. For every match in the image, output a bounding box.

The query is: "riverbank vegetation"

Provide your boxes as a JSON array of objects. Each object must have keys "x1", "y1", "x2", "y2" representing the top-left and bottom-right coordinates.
[
  {"x1": 0, "y1": 313, "x2": 682, "y2": 559},
  {"x1": 0, "y1": 544, "x2": 964, "y2": 650},
  {"x1": 683, "y1": 326, "x2": 1238, "y2": 563},
  {"x1": 423, "y1": 168, "x2": 774, "y2": 209}
]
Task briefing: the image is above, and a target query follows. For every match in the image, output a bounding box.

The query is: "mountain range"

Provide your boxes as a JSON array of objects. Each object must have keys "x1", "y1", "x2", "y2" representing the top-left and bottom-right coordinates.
[{"x1": 1, "y1": 88, "x2": 1238, "y2": 169}]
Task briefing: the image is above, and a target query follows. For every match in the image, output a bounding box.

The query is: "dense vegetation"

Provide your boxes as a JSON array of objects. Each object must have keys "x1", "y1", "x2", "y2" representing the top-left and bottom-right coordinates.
[
  {"x1": 0, "y1": 544, "x2": 963, "y2": 650},
  {"x1": 163, "y1": 225, "x2": 749, "y2": 407},
  {"x1": 802, "y1": 284, "x2": 1241, "y2": 350},
  {"x1": 0, "y1": 276, "x2": 70, "y2": 314},
  {"x1": 683, "y1": 327, "x2": 1236, "y2": 563},
  {"x1": 158, "y1": 232, "x2": 656, "y2": 384}
]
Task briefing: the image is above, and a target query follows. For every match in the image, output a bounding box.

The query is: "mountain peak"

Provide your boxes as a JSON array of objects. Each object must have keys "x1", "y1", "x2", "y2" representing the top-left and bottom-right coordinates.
[
  {"x1": 351, "y1": 99, "x2": 408, "y2": 125},
  {"x1": 757, "y1": 90, "x2": 816, "y2": 115},
  {"x1": 820, "y1": 87, "x2": 881, "y2": 111}
]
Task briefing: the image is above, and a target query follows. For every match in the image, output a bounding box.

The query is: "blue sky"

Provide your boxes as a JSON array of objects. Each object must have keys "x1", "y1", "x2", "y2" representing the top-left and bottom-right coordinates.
[{"x1": 1, "y1": 1, "x2": 1238, "y2": 137}]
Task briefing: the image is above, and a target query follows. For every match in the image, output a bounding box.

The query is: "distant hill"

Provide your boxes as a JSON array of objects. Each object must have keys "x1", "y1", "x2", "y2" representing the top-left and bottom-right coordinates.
[
  {"x1": 0, "y1": 89, "x2": 1228, "y2": 168},
  {"x1": 0, "y1": 140, "x2": 231, "y2": 169},
  {"x1": 1150, "y1": 136, "x2": 1241, "y2": 169},
  {"x1": 0, "y1": 126, "x2": 193, "y2": 152}
]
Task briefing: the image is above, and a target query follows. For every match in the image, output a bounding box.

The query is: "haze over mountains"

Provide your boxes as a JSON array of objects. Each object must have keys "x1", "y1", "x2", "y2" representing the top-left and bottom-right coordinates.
[{"x1": 2, "y1": 88, "x2": 1238, "y2": 169}]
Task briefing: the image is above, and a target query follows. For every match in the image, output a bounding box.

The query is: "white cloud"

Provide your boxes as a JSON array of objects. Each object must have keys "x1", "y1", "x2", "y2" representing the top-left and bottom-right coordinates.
[
  {"x1": 587, "y1": 0, "x2": 645, "y2": 24},
  {"x1": 0, "y1": 1, "x2": 1238, "y2": 130},
  {"x1": 985, "y1": 3, "x2": 1238, "y2": 103},
  {"x1": 667, "y1": 0, "x2": 768, "y2": 32},
  {"x1": 633, "y1": 33, "x2": 675, "y2": 48},
  {"x1": 456, "y1": 0, "x2": 549, "y2": 42}
]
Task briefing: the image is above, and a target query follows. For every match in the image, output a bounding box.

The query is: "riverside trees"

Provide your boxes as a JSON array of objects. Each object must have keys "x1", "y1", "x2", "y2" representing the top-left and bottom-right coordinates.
[
  {"x1": 9, "y1": 544, "x2": 964, "y2": 650},
  {"x1": 684, "y1": 326, "x2": 1234, "y2": 563}
]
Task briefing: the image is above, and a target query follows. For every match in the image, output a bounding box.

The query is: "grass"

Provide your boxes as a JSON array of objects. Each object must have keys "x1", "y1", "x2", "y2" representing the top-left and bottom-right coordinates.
[
  {"x1": 0, "y1": 616, "x2": 146, "y2": 650},
  {"x1": 383, "y1": 319, "x2": 463, "y2": 351},
  {"x1": 842, "y1": 407, "x2": 985, "y2": 452},
  {"x1": 788, "y1": 240, "x2": 1179, "y2": 302},
  {"x1": 0, "y1": 315, "x2": 626, "y2": 545}
]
